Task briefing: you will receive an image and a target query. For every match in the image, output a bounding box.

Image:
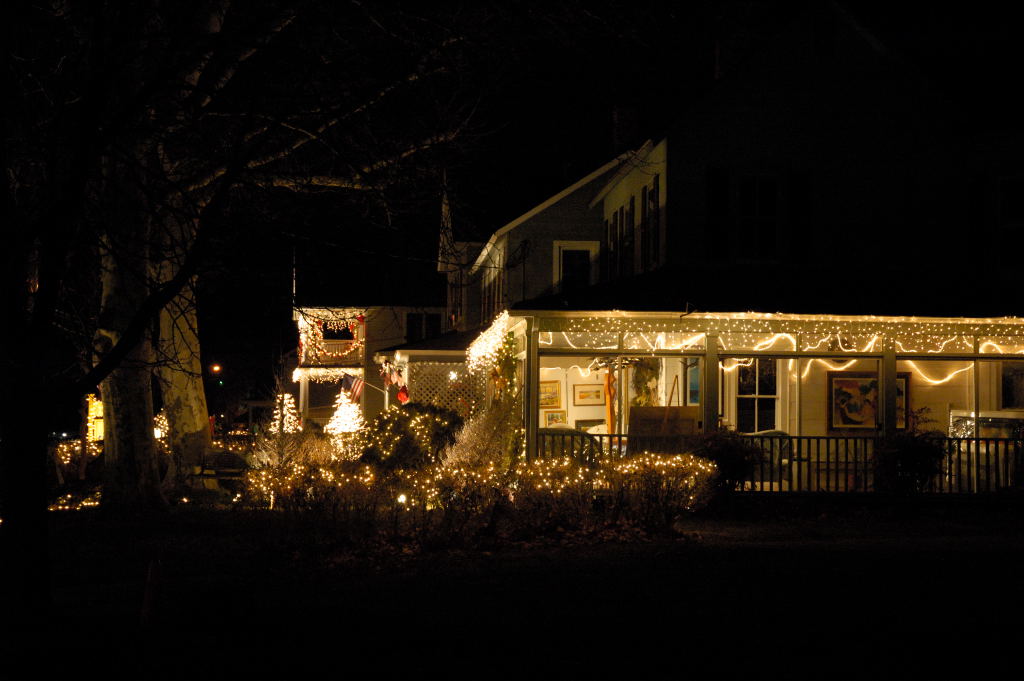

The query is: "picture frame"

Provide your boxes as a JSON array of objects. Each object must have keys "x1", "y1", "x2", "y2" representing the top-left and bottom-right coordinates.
[
  {"x1": 572, "y1": 383, "x2": 606, "y2": 406},
  {"x1": 538, "y1": 380, "x2": 561, "y2": 408},
  {"x1": 544, "y1": 410, "x2": 568, "y2": 427},
  {"x1": 827, "y1": 372, "x2": 909, "y2": 431},
  {"x1": 574, "y1": 418, "x2": 605, "y2": 432}
]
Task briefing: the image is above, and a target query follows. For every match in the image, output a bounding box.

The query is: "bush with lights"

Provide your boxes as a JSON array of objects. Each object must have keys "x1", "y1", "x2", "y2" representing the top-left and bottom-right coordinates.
[
  {"x1": 606, "y1": 453, "x2": 718, "y2": 529},
  {"x1": 360, "y1": 403, "x2": 463, "y2": 471}
]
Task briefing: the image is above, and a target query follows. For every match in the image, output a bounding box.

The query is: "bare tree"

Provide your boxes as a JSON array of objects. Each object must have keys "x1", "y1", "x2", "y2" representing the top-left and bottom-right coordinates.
[{"x1": 2, "y1": 1, "x2": 488, "y2": 628}]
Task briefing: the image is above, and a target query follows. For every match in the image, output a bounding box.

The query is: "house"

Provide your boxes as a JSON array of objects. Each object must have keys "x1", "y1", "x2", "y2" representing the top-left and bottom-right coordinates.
[
  {"x1": 372, "y1": 153, "x2": 631, "y2": 409},
  {"x1": 446, "y1": 5, "x2": 1023, "y2": 491},
  {"x1": 292, "y1": 305, "x2": 444, "y2": 425}
]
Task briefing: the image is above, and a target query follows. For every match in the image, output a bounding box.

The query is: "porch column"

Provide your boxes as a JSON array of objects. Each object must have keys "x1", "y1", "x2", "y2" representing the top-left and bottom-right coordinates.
[
  {"x1": 702, "y1": 334, "x2": 720, "y2": 432},
  {"x1": 525, "y1": 316, "x2": 539, "y2": 461},
  {"x1": 880, "y1": 343, "x2": 897, "y2": 439},
  {"x1": 299, "y1": 376, "x2": 309, "y2": 423}
]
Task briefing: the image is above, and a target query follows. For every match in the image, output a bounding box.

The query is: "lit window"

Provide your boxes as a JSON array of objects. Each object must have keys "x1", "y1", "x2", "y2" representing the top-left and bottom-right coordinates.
[{"x1": 736, "y1": 358, "x2": 777, "y2": 433}]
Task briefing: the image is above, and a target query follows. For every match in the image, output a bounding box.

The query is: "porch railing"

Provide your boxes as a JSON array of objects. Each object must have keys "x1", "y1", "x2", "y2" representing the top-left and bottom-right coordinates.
[{"x1": 535, "y1": 431, "x2": 1024, "y2": 494}]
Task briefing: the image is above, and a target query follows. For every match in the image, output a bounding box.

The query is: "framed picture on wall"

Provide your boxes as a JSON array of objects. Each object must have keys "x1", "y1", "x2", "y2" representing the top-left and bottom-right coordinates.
[
  {"x1": 544, "y1": 410, "x2": 568, "y2": 427},
  {"x1": 827, "y1": 372, "x2": 909, "y2": 431},
  {"x1": 573, "y1": 383, "x2": 606, "y2": 406},
  {"x1": 575, "y1": 418, "x2": 605, "y2": 432},
  {"x1": 539, "y1": 380, "x2": 561, "y2": 408}
]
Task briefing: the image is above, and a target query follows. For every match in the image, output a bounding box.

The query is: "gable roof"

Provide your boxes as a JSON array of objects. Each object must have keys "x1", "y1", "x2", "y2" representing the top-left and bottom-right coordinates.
[{"x1": 468, "y1": 152, "x2": 633, "y2": 275}]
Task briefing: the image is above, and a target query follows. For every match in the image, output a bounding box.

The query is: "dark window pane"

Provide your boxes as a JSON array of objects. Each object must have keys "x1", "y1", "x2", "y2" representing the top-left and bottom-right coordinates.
[
  {"x1": 650, "y1": 175, "x2": 661, "y2": 266},
  {"x1": 1003, "y1": 361, "x2": 1024, "y2": 408},
  {"x1": 757, "y1": 398, "x2": 776, "y2": 431},
  {"x1": 737, "y1": 398, "x2": 756, "y2": 433},
  {"x1": 425, "y1": 314, "x2": 441, "y2": 339},
  {"x1": 758, "y1": 359, "x2": 777, "y2": 395},
  {"x1": 737, "y1": 362, "x2": 757, "y2": 395},
  {"x1": 561, "y1": 250, "x2": 591, "y2": 291},
  {"x1": 406, "y1": 313, "x2": 423, "y2": 343}
]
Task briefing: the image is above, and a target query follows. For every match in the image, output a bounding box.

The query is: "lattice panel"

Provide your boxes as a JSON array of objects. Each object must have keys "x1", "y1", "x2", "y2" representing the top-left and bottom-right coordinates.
[{"x1": 406, "y1": 363, "x2": 485, "y2": 418}]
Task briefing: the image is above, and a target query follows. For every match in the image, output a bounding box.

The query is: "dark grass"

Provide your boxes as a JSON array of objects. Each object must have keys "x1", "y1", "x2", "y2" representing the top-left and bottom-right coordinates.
[{"x1": 44, "y1": 495, "x2": 1024, "y2": 677}]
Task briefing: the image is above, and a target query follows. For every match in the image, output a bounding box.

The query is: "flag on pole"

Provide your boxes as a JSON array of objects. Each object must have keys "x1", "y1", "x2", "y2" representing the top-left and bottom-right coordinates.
[
  {"x1": 349, "y1": 376, "x2": 364, "y2": 402},
  {"x1": 341, "y1": 374, "x2": 365, "y2": 403}
]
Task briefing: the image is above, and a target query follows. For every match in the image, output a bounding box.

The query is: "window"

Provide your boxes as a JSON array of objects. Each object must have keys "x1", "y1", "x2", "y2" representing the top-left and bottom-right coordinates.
[
  {"x1": 736, "y1": 358, "x2": 777, "y2": 432},
  {"x1": 1002, "y1": 361, "x2": 1024, "y2": 409},
  {"x1": 561, "y1": 250, "x2": 590, "y2": 291},
  {"x1": 553, "y1": 241, "x2": 599, "y2": 292},
  {"x1": 406, "y1": 313, "x2": 424, "y2": 343},
  {"x1": 639, "y1": 176, "x2": 661, "y2": 272},
  {"x1": 686, "y1": 359, "x2": 700, "y2": 406},
  {"x1": 406, "y1": 313, "x2": 443, "y2": 344},
  {"x1": 621, "y1": 201, "x2": 634, "y2": 278},
  {"x1": 446, "y1": 272, "x2": 463, "y2": 331}
]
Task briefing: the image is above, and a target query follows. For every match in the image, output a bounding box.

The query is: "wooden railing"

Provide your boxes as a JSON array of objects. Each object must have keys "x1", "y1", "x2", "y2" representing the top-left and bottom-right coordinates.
[{"x1": 535, "y1": 431, "x2": 1024, "y2": 494}]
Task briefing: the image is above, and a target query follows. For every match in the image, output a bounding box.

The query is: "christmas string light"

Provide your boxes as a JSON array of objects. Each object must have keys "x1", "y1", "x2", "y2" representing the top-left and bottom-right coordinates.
[
  {"x1": 901, "y1": 361, "x2": 974, "y2": 386},
  {"x1": 520, "y1": 311, "x2": 1024, "y2": 355},
  {"x1": 292, "y1": 367, "x2": 363, "y2": 383},
  {"x1": 269, "y1": 393, "x2": 301, "y2": 434},
  {"x1": 467, "y1": 310, "x2": 510, "y2": 373}
]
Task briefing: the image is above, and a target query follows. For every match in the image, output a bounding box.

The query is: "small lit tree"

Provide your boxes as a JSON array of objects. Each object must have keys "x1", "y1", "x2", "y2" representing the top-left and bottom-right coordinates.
[
  {"x1": 325, "y1": 389, "x2": 364, "y2": 460},
  {"x1": 270, "y1": 393, "x2": 301, "y2": 435}
]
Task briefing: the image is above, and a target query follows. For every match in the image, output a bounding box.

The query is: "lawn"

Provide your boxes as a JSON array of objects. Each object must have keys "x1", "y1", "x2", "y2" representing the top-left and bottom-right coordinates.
[{"x1": 46, "y1": 494, "x2": 1024, "y2": 677}]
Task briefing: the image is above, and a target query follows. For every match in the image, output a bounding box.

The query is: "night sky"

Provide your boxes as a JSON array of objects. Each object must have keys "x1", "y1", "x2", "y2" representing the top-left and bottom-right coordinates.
[{"x1": 191, "y1": 1, "x2": 1023, "y2": 420}]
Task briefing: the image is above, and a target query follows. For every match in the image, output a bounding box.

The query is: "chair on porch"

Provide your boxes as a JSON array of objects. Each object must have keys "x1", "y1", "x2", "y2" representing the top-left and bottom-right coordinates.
[{"x1": 745, "y1": 430, "x2": 793, "y2": 491}]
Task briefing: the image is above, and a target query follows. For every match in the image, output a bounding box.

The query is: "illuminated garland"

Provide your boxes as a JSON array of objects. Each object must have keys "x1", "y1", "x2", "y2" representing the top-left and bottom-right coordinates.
[
  {"x1": 54, "y1": 439, "x2": 101, "y2": 466},
  {"x1": 86, "y1": 394, "x2": 103, "y2": 441},
  {"x1": 296, "y1": 308, "x2": 367, "y2": 365},
  {"x1": 153, "y1": 410, "x2": 169, "y2": 440},
  {"x1": 48, "y1": 490, "x2": 101, "y2": 512},
  {"x1": 468, "y1": 311, "x2": 509, "y2": 373},
  {"x1": 292, "y1": 367, "x2": 363, "y2": 383},
  {"x1": 525, "y1": 311, "x2": 1024, "y2": 354}
]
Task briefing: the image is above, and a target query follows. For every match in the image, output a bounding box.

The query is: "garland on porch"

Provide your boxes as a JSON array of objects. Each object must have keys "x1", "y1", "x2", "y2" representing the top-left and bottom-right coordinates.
[{"x1": 296, "y1": 308, "x2": 367, "y2": 365}]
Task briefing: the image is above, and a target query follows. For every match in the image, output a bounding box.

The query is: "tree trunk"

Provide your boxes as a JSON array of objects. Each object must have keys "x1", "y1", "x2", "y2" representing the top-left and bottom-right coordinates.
[
  {"x1": 157, "y1": 289, "x2": 212, "y2": 485},
  {"x1": 95, "y1": 201, "x2": 167, "y2": 511},
  {"x1": 100, "y1": 339, "x2": 167, "y2": 512}
]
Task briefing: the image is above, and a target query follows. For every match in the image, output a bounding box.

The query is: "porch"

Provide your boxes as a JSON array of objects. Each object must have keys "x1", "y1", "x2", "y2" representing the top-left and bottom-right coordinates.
[
  {"x1": 473, "y1": 310, "x2": 1024, "y2": 493},
  {"x1": 536, "y1": 431, "x2": 1024, "y2": 493}
]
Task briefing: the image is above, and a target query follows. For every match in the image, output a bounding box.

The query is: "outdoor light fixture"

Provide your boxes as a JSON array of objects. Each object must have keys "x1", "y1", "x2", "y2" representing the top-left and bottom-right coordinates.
[{"x1": 210, "y1": 364, "x2": 222, "y2": 374}]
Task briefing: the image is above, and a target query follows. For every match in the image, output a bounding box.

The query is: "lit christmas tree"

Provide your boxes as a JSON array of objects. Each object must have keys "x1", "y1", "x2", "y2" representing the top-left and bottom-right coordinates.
[
  {"x1": 270, "y1": 393, "x2": 301, "y2": 434},
  {"x1": 325, "y1": 388, "x2": 364, "y2": 459}
]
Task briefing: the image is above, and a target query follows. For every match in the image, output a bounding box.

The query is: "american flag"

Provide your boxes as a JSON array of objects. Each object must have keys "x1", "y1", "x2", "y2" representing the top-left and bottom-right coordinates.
[{"x1": 342, "y1": 374, "x2": 364, "y2": 402}]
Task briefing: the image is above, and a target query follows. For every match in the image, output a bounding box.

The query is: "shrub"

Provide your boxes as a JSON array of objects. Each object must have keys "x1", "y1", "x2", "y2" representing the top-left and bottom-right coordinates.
[
  {"x1": 691, "y1": 431, "x2": 762, "y2": 493},
  {"x1": 442, "y1": 397, "x2": 523, "y2": 470},
  {"x1": 506, "y1": 458, "x2": 605, "y2": 535},
  {"x1": 360, "y1": 403, "x2": 463, "y2": 471},
  {"x1": 608, "y1": 453, "x2": 718, "y2": 529},
  {"x1": 875, "y1": 431, "x2": 947, "y2": 494}
]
